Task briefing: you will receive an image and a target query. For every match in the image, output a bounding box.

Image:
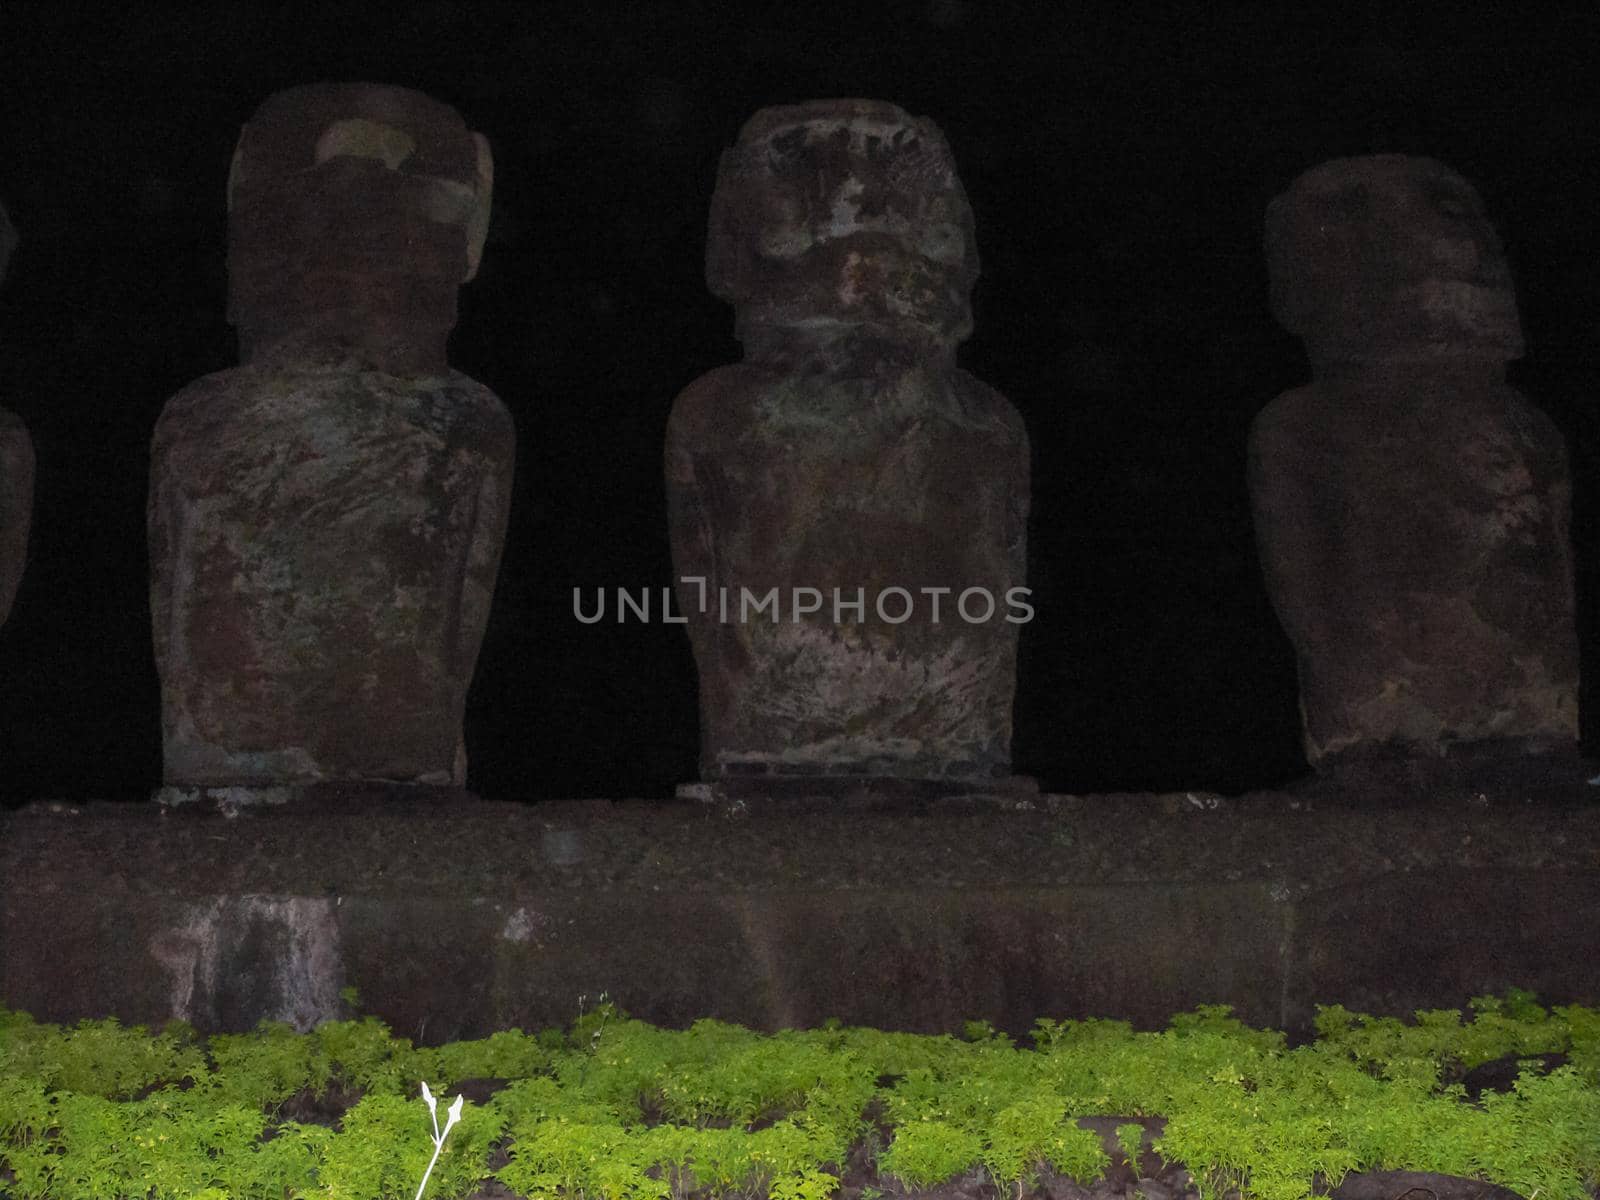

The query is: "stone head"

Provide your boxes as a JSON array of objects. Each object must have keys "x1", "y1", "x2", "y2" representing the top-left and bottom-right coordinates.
[
  {"x1": 1265, "y1": 154, "x2": 1522, "y2": 370},
  {"x1": 226, "y1": 82, "x2": 493, "y2": 370},
  {"x1": 707, "y1": 99, "x2": 978, "y2": 346}
]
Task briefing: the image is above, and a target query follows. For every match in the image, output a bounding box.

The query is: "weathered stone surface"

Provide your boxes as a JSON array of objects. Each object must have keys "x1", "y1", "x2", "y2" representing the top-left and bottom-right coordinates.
[
  {"x1": 1251, "y1": 155, "x2": 1578, "y2": 767},
  {"x1": 149, "y1": 895, "x2": 344, "y2": 1032},
  {"x1": 0, "y1": 411, "x2": 30, "y2": 630},
  {"x1": 224, "y1": 82, "x2": 493, "y2": 374},
  {"x1": 149, "y1": 84, "x2": 513, "y2": 790},
  {"x1": 668, "y1": 100, "x2": 1030, "y2": 788},
  {"x1": 4, "y1": 788, "x2": 1599, "y2": 1040},
  {"x1": 1264, "y1": 155, "x2": 1524, "y2": 372},
  {"x1": 0, "y1": 200, "x2": 33, "y2": 629}
]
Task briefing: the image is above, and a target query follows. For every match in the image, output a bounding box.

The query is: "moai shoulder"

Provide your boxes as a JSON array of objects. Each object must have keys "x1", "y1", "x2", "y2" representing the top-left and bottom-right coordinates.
[
  {"x1": 148, "y1": 83, "x2": 515, "y2": 802},
  {"x1": 0, "y1": 200, "x2": 33, "y2": 629},
  {"x1": 1250, "y1": 154, "x2": 1578, "y2": 773},
  {"x1": 666, "y1": 100, "x2": 1032, "y2": 806}
]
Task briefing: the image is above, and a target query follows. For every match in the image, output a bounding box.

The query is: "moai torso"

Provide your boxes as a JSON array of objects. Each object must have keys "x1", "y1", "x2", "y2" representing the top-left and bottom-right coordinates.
[
  {"x1": 149, "y1": 84, "x2": 514, "y2": 794},
  {"x1": 0, "y1": 201, "x2": 32, "y2": 628},
  {"x1": 667, "y1": 100, "x2": 1030, "y2": 791},
  {"x1": 1249, "y1": 155, "x2": 1578, "y2": 767}
]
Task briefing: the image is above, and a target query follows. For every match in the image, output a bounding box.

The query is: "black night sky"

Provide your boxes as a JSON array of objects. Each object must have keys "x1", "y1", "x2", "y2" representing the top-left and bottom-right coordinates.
[{"x1": 1, "y1": 3, "x2": 1598, "y2": 804}]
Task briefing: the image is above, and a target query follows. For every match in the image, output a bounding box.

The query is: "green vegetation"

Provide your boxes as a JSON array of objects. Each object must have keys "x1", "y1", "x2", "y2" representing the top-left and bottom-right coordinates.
[{"x1": 0, "y1": 992, "x2": 1596, "y2": 1200}]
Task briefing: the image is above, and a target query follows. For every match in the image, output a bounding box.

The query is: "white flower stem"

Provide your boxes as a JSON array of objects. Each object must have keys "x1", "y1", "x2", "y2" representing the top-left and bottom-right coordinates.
[
  {"x1": 414, "y1": 1084, "x2": 464, "y2": 1200},
  {"x1": 414, "y1": 1138, "x2": 447, "y2": 1200}
]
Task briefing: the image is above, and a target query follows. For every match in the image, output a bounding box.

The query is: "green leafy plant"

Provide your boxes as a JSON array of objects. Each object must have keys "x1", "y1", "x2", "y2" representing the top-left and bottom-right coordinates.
[
  {"x1": 1115, "y1": 1122, "x2": 1144, "y2": 1178},
  {"x1": 0, "y1": 1012, "x2": 205, "y2": 1099},
  {"x1": 766, "y1": 1168, "x2": 839, "y2": 1200},
  {"x1": 1, "y1": 991, "x2": 1598, "y2": 1200},
  {"x1": 205, "y1": 1019, "x2": 329, "y2": 1109},
  {"x1": 877, "y1": 1119, "x2": 984, "y2": 1188}
]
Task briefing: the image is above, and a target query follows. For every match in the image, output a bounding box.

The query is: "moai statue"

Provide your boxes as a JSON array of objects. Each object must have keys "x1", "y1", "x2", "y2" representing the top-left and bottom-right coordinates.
[
  {"x1": 1, "y1": 200, "x2": 33, "y2": 629},
  {"x1": 1250, "y1": 154, "x2": 1578, "y2": 773},
  {"x1": 667, "y1": 99, "x2": 1032, "y2": 804},
  {"x1": 149, "y1": 84, "x2": 514, "y2": 801}
]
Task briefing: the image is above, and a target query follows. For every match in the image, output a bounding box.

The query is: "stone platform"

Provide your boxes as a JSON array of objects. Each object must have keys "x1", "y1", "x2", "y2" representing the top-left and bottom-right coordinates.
[{"x1": 3, "y1": 776, "x2": 1598, "y2": 1044}]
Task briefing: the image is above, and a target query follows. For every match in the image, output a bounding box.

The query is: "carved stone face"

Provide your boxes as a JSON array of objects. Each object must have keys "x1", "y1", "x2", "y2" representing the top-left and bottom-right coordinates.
[
  {"x1": 707, "y1": 99, "x2": 978, "y2": 345},
  {"x1": 226, "y1": 83, "x2": 493, "y2": 364},
  {"x1": 1266, "y1": 154, "x2": 1522, "y2": 368}
]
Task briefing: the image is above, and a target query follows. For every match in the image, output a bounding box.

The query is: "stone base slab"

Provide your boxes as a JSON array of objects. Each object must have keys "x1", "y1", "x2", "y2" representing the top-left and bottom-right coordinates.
[
  {"x1": 676, "y1": 774, "x2": 1042, "y2": 814},
  {"x1": 3, "y1": 781, "x2": 1598, "y2": 1042}
]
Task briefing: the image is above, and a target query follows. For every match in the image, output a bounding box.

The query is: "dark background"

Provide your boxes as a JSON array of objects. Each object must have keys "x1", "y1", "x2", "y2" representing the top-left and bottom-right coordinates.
[{"x1": 1, "y1": 2, "x2": 1597, "y2": 803}]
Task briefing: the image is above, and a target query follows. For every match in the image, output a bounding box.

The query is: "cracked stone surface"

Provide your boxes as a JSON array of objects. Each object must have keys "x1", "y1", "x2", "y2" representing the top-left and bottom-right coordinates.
[
  {"x1": 148, "y1": 84, "x2": 514, "y2": 789},
  {"x1": 1250, "y1": 155, "x2": 1578, "y2": 769},
  {"x1": 667, "y1": 99, "x2": 1030, "y2": 788}
]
